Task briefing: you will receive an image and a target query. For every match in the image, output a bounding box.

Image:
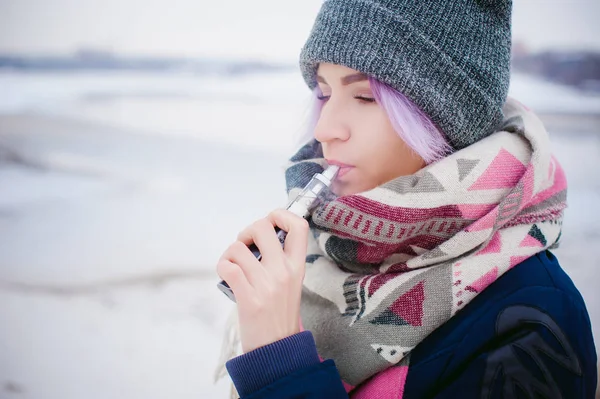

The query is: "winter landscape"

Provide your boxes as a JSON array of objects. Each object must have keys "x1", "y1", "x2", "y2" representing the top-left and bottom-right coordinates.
[{"x1": 0, "y1": 66, "x2": 599, "y2": 398}]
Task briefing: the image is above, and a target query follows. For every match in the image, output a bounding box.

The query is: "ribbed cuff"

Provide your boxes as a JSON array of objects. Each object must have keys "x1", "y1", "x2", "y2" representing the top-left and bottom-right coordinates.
[{"x1": 225, "y1": 331, "x2": 321, "y2": 398}]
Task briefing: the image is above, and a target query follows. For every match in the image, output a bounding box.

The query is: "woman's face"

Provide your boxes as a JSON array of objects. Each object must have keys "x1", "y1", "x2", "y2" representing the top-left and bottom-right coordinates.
[{"x1": 314, "y1": 63, "x2": 425, "y2": 196}]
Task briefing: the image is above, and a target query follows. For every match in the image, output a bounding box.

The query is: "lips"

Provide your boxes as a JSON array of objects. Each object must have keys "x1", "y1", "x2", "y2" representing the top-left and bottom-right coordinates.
[
  {"x1": 326, "y1": 159, "x2": 354, "y2": 179},
  {"x1": 336, "y1": 167, "x2": 354, "y2": 178},
  {"x1": 326, "y1": 159, "x2": 353, "y2": 168}
]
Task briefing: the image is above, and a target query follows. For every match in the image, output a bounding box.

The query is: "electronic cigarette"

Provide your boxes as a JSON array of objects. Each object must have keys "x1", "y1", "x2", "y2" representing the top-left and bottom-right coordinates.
[{"x1": 217, "y1": 165, "x2": 340, "y2": 302}]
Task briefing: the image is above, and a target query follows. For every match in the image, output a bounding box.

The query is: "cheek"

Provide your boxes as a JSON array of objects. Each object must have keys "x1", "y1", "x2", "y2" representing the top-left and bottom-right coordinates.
[
  {"x1": 347, "y1": 134, "x2": 388, "y2": 187},
  {"x1": 344, "y1": 107, "x2": 424, "y2": 192},
  {"x1": 359, "y1": 119, "x2": 422, "y2": 182},
  {"x1": 353, "y1": 109, "x2": 393, "y2": 150}
]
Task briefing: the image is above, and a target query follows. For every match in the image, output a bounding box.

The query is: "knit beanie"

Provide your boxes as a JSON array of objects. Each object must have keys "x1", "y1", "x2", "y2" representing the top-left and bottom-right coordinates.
[{"x1": 299, "y1": 0, "x2": 512, "y2": 150}]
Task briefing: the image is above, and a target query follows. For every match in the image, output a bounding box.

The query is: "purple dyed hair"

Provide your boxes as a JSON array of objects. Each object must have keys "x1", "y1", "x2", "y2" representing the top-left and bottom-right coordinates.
[{"x1": 304, "y1": 76, "x2": 452, "y2": 164}]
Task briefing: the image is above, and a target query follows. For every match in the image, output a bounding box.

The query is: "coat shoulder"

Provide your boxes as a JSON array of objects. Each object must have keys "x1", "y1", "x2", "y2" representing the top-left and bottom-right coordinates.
[{"x1": 403, "y1": 251, "x2": 597, "y2": 398}]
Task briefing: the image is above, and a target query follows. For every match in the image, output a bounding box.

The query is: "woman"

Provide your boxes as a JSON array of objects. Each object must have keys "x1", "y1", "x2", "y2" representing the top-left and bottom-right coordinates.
[{"x1": 215, "y1": 0, "x2": 597, "y2": 397}]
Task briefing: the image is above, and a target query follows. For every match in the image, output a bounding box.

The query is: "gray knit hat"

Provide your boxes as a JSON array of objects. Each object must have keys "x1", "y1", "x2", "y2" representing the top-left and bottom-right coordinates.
[{"x1": 299, "y1": 0, "x2": 512, "y2": 150}]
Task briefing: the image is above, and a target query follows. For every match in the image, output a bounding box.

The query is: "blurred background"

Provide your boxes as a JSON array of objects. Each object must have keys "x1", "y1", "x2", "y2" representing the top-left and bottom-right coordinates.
[{"x1": 0, "y1": 1, "x2": 599, "y2": 398}]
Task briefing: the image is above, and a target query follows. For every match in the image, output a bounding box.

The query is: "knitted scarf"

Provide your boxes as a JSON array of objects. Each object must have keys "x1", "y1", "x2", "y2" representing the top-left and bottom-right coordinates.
[{"x1": 285, "y1": 97, "x2": 566, "y2": 397}]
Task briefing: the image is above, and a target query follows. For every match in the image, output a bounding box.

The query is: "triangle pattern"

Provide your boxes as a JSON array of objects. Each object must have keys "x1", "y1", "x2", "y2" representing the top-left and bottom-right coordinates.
[
  {"x1": 389, "y1": 281, "x2": 425, "y2": 326},
  {"x1": 371, "y1": 344, "x2": 413, "y2": 364},
  {"x1": 468, "y1": 149, "x2": 526, "y2": 191},
  {"x1": 413, "y1": 172, "x2": 445, "y2": 193},
  {"x1": 477, "y1": 231, "x2": 502, "y2": 255},
  {"x1": 370, "y1": 309, "x2": 409, "y2": 326},
  {"x1": 457, "y1": 159, "x2": 480, "y2": 182},
  {"x1": 519, "y1": 234, "x2": 544, "y2": 248},
  {"x1": 465, "y1": 208, "x2": 499, "y2": 232},
  {"x1": 422, "y1": 247, "x2": 448, "y2": 260},
  {"x1": 465, "y1": 267, "x2": 498, "y2": 293},
  {"x1": 528, "y1": 224, "x2": 547, "y2": 247}
]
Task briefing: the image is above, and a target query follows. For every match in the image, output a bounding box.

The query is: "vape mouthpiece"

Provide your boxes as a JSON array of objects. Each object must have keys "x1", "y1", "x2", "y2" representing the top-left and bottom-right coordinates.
[{"x1": 321, "y1": 165, "x2": 340, "y2": 183}]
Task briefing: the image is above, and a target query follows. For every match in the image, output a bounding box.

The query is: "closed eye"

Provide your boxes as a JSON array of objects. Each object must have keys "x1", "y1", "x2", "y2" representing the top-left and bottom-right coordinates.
[
  {"x1": 355, "y1": 96, "x2": 375, "y2": 103},
  {"x1": 316, "y1": 95, "x2": 376, "y2": 104}
]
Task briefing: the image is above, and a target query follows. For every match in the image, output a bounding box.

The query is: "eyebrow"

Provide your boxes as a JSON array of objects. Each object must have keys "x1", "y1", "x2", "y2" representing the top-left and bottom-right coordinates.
[{"x1": 316, "y1": 72, "x2": 368, "y2": 86}]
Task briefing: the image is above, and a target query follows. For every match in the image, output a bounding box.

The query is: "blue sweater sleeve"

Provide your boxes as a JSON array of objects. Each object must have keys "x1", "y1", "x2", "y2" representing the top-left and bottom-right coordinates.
[{"x1": 225, "y1": 331, "x2": 348, "y2": 398}]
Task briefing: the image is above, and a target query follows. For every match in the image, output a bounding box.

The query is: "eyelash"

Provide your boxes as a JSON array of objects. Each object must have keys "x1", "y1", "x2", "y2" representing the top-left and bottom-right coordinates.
[{"x1": 317, "y1": 95, "x2": 376, "y2": 104}]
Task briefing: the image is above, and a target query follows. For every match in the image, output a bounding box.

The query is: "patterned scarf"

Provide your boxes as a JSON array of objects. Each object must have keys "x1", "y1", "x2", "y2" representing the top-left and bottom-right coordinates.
[{"x1": 285, "y1": 98, "x2": 567, "y2": 397}]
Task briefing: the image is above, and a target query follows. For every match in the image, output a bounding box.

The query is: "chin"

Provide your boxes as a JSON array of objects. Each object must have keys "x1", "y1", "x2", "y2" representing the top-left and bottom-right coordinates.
[
  {"x1": 331, "y1": 182, "x2": 346, "y2": 196},
  {"x1": 332, "y1": 182, "x2": 357, "y2": 197}
]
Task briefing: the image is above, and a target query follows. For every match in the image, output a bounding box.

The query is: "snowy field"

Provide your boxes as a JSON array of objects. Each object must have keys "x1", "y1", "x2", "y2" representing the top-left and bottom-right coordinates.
[{"x1": 0, "y1": 69, "x2": 599, "y2": 398}]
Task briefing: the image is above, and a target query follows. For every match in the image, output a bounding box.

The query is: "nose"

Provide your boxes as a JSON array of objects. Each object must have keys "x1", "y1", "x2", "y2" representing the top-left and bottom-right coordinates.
[{"x1": 313, "y1": 98, "x2": 351, "y2": 143}]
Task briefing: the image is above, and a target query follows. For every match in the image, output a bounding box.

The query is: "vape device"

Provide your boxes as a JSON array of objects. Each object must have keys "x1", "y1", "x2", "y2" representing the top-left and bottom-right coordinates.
[{"x1": 217, "y1": 165, "x2": 340, "y2": 302}]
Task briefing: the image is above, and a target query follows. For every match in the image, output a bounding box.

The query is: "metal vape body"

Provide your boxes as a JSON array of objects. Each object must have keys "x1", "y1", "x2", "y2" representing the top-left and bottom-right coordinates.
[{"x1": 217, "y1": 165, "x2": 339, "y2": 302}]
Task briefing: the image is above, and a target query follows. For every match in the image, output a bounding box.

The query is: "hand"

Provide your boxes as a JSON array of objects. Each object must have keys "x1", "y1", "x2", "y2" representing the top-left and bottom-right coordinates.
[{"x1": 216, "y1": 209, "x2": 309, "y2": 353}]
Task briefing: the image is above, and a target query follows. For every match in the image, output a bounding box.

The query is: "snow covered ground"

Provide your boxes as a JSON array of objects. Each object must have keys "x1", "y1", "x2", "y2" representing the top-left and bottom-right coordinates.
[{"x1": 0, "y1": 70, "x2": 598, "y2": 398}]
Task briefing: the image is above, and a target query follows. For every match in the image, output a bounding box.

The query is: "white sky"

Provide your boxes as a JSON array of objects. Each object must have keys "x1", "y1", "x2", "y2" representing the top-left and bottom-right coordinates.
[{"x1": 0, "y1": 0, "x2": 598, "y2": 61}]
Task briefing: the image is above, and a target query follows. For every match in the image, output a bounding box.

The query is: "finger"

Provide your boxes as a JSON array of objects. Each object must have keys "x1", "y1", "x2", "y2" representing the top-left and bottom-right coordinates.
[
  {"x1": 267, "y1": 209, "x2": 309, "y2": 265},
  {"x1": 222, "y1": 240, "x2": 266, "y2": 288},
  {"x1": 237, "y1": 218, "x2": 283, "y2": 264},
  {"x1": 216, "y1": 259, "x2": 254, "y2": 300}
]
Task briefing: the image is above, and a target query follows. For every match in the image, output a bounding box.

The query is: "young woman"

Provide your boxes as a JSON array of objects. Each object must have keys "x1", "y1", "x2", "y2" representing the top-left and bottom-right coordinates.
[{"x1": 215, "y1": 1, "x2": 597, "y2": 397}]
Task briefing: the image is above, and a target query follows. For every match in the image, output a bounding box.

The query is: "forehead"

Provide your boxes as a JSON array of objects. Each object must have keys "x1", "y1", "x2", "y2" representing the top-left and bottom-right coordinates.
[{"x1": 316, "y1": 63, "x2": 369, "y2": 86}]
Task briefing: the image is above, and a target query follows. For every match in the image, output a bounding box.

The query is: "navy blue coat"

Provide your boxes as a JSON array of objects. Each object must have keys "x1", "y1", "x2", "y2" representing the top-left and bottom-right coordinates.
[{"x1": 226, "y1": 251, "x2": 597, "y2": 398}]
